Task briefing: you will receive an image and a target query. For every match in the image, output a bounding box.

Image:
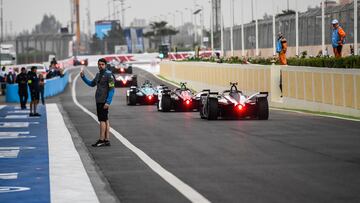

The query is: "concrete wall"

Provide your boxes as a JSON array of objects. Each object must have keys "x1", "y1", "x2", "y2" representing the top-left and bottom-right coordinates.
[{"x1": 160, "y1": 61, "x2": 360, "y2": 117}]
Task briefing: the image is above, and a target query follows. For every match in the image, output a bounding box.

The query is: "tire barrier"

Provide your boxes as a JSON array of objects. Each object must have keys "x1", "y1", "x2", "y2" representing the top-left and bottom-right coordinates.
[{"x1": 5, "y1": 71, "x2": 69, "y2": 103}]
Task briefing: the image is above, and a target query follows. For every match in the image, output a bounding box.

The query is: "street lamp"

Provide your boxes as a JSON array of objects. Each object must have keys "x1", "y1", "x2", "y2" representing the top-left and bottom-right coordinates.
[
  {"x1": 193, "y1": 8, "x2": 202, "y2": 45},
  {"x1": 185, "y1": 8, "x2": 193, "y2": 24},
  {"x1": 168, "y1": 12, "x2": 176, "y2": 27},
  {"x1": 122, "y1": 6, "x2": 131, "y2": 27},
  {"x1": 176, "y1": 10, "x2": 184, "y2": 27}
]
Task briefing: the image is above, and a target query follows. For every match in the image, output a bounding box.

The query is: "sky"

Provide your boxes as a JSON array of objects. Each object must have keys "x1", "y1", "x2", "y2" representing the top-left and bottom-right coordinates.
[{"x1": 3, "y1": 0, "x2": 325, "y2": 36}]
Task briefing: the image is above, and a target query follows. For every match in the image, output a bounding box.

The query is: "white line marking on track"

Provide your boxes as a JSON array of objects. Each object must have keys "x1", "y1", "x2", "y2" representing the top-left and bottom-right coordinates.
[
  {"x1": 7, "y1": 110, "x2": 31, "y2": 114},
  {"x1": 0, "y1": 105, "x2": 5, "y2": 110},
  {"x1": 73, "y1": 73, "x2": 210, "y2": 203},
  {"x1": 47, "y1": 104, "x2": 99, "y2": 203},
  {"x1": 0, "y1": 187, "x2": 30, "y2": 193},
  {"x1": 270, "y1": 107, "x2": 360, "y2": 122},
  {"x1": 0, "y1": 173, "x2": 18, "y2": 180},
  {"x1": 5, "y1": 115, "x2": 34, "y2": 119},
  {"x1": 0, "y1": 122, "x2": 39, "y2": 128}
]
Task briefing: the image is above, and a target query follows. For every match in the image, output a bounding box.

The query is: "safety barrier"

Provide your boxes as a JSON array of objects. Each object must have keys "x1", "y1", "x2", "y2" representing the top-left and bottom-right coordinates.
[
  {"x1": 160, "y1": 62, "x2": 360, "y2": 117},
  {"x1": 5, "y1": 71, "x2": 69, "y2": 103}
]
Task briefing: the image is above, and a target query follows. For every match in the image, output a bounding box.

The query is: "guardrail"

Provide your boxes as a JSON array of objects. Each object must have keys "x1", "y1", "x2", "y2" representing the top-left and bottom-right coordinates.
[
  {"x1": 160, "y1": 61, "x2": 360, "y2": 117},
  {"x1": 5, "y1": 71, "x2": 69, "y2": 103}
]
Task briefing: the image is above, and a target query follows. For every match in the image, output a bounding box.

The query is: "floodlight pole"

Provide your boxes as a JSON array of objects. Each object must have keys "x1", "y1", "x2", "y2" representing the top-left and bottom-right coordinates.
[
  {"x1": 321, "y1": 0, "x2": 325, "y2": 55},
  {"x1": 354, "y1": 0, "x2": 358, "y2": 55}
]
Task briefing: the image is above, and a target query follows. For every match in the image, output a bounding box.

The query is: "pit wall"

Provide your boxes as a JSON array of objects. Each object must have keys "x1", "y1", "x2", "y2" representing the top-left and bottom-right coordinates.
[
  {"x1": 160, "y1": 62, "x2": 360, "y2": 118},
  {"x1": 6, "y1": 71, "x2": 69, "y2": 103}
]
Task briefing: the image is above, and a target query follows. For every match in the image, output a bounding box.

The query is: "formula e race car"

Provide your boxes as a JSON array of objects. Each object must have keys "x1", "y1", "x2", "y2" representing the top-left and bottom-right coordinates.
[
  {"x1": 108, "y1": 59, "x2": 133, "y2": 74},
  {"x1": 199, "y1": 82, "x2": 269, "y2": 120},
  {"x1": 157, "y1": 82, "x2": 202, "y2": 112},
  {"x1": 113, "y1": 73, "x2": 137, "y2": 87},
  {"x1": 126, "y1": 80, "x2": 158, "y2": 105},
  {"x1": 73, "y1": 58, "x2": 88, "y2": 66}
]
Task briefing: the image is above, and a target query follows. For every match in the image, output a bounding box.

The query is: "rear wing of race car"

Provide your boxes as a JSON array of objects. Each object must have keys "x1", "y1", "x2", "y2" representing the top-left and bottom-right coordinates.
[
  {"x1": 200, "y1": 91, "x2": 218, "y2": 97},
  {"x1": 247, "y1": 92, "x2": 268, "y2": 100}
]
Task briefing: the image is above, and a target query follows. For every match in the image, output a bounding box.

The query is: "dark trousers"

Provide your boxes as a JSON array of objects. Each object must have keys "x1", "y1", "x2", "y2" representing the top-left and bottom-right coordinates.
[
  {"x1": 40, "y1": 88, "x2": 45, "y2": 105},
  {"x1": 19, "y1": 90, "x2": 28, "y2": 109}
]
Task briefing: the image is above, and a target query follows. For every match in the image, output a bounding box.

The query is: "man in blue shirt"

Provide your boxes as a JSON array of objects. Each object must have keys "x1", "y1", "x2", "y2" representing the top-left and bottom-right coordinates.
[{"x1": 80, "y1": 58, "x2": 115, "y2": 147}]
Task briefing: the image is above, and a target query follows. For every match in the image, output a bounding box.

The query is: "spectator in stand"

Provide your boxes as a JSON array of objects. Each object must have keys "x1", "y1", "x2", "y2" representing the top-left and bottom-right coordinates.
[
  {"x1": 38, "y1": 74, "x2": 45, "y2": 105},
  {"x1": 28, "y1": 66, "x2": 41, "y2": 117},
  {"x1": 16, "y1": 67, "x2": 28, "y2": 109},
  {"x1": 276, "y1": 32, "x2": 287, "y2": 65},
  {"x1": 6, "y1": 68, "x2": 16, "y2": 84},
  {"x1": 331, "y1": 19, "x2": 346, "y2": 58}
]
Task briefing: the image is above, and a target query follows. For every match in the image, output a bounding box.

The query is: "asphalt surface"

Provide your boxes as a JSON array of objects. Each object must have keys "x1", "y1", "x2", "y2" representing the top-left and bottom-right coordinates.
[{"x1": 56, "y1": 66, "x2": 360, "y2": 203}]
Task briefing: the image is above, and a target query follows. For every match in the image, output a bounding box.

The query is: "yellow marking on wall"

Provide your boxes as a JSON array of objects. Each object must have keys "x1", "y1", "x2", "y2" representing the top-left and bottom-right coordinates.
[
  {"x1": 314, "y1": 72, "x2": 323, "y2": 103},
  {"x1": 344, "y1": 74, "x2": 355, "y2": 108},
  {"x1": 282, "y1": 71, "x2": 288, "y2": 97},
  {"x1": 305, "y1": 72, "x2": 313, "y2": 101},
  {"x1": 356, "y1": 75, "x2": 360, "y2": 109},
  {"x1": 289, "y1": 71, "x2": 296, "y2": 98},
  {"x1": 266, "y1": 69, "x2": 271, "y2": 92},
  {"x1": 259, "y1": 69, "x2": 265, "y2": 92},
  {"x1": 323, "y1": 73, "x2": 333, "y2": 105},
  {"x1": 296, "y1": 72, "x2": 304, "y2": 100},
  {"x1": 333, "y1": 74, "x2": 344, "y2": 106}
]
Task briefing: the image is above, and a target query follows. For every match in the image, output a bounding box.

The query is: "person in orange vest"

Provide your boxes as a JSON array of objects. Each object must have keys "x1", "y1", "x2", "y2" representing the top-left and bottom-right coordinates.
[
  {"x1": 331, "y1": 19, "x2": 346, "y2": 58},
  {"x1": 276, "y1": 32, "x2": 287, "y2": 65}
]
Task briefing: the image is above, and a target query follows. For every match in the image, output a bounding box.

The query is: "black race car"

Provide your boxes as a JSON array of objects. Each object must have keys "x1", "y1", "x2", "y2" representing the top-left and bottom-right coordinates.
[
  {"x1": 108, "y1": 59, "x2": 133, "y2": 74},
  {"x1": 126, "y1": 80, "x2": 158, "y2": 105},
  {"x1": 73, "y1": 58, "x2": 88, "y2": 66},
  {"x1": 113, "y1": 73, "x2": 137, "y2": 87},
  {"x1": 199, "y1": 82, "x2": 269, "y2": 120},
  {"x1": 157, "y1": 82, "x2": 203, "y2": 112}
]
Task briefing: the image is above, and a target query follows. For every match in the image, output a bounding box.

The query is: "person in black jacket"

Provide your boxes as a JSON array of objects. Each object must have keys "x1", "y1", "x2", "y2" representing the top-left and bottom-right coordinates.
[
  {"x1": 6, "y1": 69, "x2": 16, "y2": 84},
  {"x1": 16, "y1": 67, "x2": 28, "y2": 109},
  {"x1": 28, "y1": 66, "x2": 40, "y2": 117}
]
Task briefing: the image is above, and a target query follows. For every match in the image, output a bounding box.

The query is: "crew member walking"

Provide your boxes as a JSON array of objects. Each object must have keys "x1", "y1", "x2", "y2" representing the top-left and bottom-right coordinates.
[
  {"x1": 80, "y1": 58, "x2": 115, "y2": 147},
  {"x1": 16, "y1": 67, "x2": 28, "y2": 110},
  {"x1": 276, "y1": 32, "x2": 288, "y2": 65},
  {"x1": 331, "y1": 19, "x2": 346, "y2": 58}
]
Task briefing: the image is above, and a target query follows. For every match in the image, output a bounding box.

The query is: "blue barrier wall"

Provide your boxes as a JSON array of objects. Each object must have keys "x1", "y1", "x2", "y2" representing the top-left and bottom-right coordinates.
[{"x1": 6, "y1": 71, "x2": 69, "y2": 103}]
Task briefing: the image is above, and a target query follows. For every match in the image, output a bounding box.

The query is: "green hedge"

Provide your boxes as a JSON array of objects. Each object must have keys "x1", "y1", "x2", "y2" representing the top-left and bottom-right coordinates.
[
  {"x1": 182, "y1": 55, "x2": 360, "y2": 69},
  {"x1": 287, "y1": 56, "x2": 360, "y2": 69}
]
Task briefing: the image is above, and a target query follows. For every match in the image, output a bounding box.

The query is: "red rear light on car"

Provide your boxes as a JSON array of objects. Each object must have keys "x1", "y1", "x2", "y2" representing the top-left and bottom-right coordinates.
[
  {"x1": 122, "y1": 80, "x2": 127, "y2": 84},
  {"x1": 148, "y1": 95, "x2": 152, "y2": 100},
  {"x1": 185, "y1": 100, "x2": 191, "y2": 105},
  {"x1": 120, "y1": 68, "x2": 125, "y2": 72},
  {"x1": 80, "y1": 60, "x2": 85, "y2": 65},
  {"x1": 236, "y1": 104, "x2": 244, "y2": 111}
]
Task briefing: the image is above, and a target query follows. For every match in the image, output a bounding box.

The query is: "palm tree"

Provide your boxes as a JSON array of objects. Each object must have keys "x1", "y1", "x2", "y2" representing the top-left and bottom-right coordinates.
[{"x1": 144, "y1": 21, "x2": 178, "y2": 51}]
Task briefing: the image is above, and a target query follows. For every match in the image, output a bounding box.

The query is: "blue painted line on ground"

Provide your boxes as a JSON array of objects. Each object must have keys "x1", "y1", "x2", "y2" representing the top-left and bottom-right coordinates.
[{"x1": 0, "y1": 105, "x2": 50, "y2": 203}]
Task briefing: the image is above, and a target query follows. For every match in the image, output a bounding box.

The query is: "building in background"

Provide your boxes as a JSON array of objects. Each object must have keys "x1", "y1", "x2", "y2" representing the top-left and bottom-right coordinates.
[
  {"x1": 95, "y1": 20, "x2": 120, "y2": 39},
  {"x1": 124, "y1": 28, "x2": 144, "y2": 53}
]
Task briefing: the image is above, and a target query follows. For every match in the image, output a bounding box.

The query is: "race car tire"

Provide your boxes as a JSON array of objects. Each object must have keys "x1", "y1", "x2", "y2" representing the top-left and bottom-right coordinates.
[
  {"x1": 127, "y1": 66, "x2": 133, "y2": 74},
  {"x1": 128, "y1": 92, "x2": 137, "y2": 105},
  {"x1": 199, "y1": 96, "x2": 207, "y2": 119},
  {"x1": 257, "y1": 97, "x2": 269, "y2": 120},
  {"x1": 207, "y1": 98, "x2": 218, "y2": 120},
  {"x1": 161, "y1": 95, "x2": 171, "y2": 112},
  {"x1": 132, "y1": 76, "x2": 138, "y2": 87}
]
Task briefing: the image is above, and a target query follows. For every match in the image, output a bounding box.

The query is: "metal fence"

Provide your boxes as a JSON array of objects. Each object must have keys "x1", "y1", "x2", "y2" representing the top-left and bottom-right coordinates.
[{"x1": 223, "y1": 2, "x2": 360, "y2": 51}]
